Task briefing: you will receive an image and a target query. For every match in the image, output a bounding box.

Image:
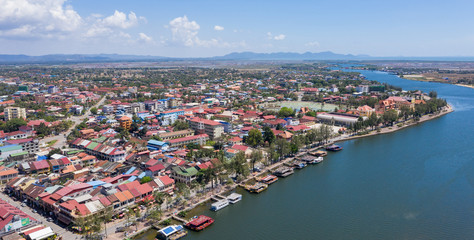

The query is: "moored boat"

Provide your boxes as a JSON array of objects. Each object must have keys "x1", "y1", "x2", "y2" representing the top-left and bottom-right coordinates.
[
  {"x1": 185, "y1": 215, "x2": 214, "y2": 231},
  {"x1": 293, "y1": 161, "x2": 307, "y2": 169},
  {"x1": 210, "y1": 199, "x2": 229, "y2": 211},
  {"x1": 244, "y1": 182, "x2": 268, "y2": 193},
  {"x1": 273, "y1": 166, "x2": 294, "y2": 177},
  {"x1": 326, "y1": 144, "x2": 343, "y2": 151},
  {"x1": 300, "y1": 155, "x2": 324, "y2": 164},
  {"x1": 257, "y1": 174, "x2": 278, "y2": 184},
  {"x1": 156, "y1": 225, "x2": 187, "y2": 240},
  {"x1": 309, "y1": 150, "x2": 328, "y2": 157},
  {"x1": 227, "y1": 193, "x2": 242, "y2": 204}
]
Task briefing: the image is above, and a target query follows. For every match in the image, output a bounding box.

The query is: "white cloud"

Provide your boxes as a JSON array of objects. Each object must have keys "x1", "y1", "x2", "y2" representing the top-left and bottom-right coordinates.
[
  {"x1": 85, "y1": 10, "x2": 145, "y2": 38},
  {"x1": 169, "y1": 15, "x2": 200, "y2": 47},
  {"x1": 0, "y1": 0, "x2": 82, "y2": 38},
  {"x1": 214, "y1": 25, "x2": 224, "y2": 31},
  {"x1": 0, "y1": 1, "x2": 145, "y2": 41},
  {"x1": 267, "y1": 32, "x2": 286, "y2": 40},
  {"x1": 273, "y1": 34, "x2": 286, "y2": 40},
  {"x1": 168, "y1": 16, "x2": 236, "y2": 48},
  {"x1": 138, "y1": 33, "x2": 153, "y2": 43},
  {"x1": 101, "y1": 11, "x2": 139, "y2": 29},
  {"x1": 305, "y1": 41, "x2": 320, "y2": 47}
]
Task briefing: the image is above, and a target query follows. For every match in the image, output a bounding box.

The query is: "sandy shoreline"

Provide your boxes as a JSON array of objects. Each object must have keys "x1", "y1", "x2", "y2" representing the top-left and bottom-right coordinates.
[
  {"x1": 397, "y1": 74, "x2": 474, "y2": 89},
  {"x1": 455, "y1": 84, "x2": 474, "y2": 89},
  {"x1": 122, "y1": 105, "x2": 454, "y2": 240}
]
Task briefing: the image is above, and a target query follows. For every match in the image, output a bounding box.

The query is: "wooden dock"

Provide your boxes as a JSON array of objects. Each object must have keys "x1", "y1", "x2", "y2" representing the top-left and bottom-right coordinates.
[
  {"x1": 211, "y1": 194, "x2": 227, "y2": 201},
  {"x1": 172, "y1": 215, "x2": 188, "y2": 224}
]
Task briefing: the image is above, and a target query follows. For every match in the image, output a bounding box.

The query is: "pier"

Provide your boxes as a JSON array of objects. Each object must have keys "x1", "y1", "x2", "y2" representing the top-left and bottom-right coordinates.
[{"x1": 172, "y1": 215, "x2": 188, "y2": 224}]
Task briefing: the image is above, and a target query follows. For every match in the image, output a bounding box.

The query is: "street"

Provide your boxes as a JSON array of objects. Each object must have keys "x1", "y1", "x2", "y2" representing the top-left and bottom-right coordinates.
[
  {"x1": 40, "y1": 96, "x2": 107, "y2": 149},
  {"x1": 0, "y1": 191, "x2": 81, "y2": 239}
]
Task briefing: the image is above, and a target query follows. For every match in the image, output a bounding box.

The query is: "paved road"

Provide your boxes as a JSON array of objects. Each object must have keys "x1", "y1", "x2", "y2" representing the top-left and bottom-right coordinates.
[
  {"x1": 0, "y1": 191, "x2": 82, "y2": 239},
  {"x1": 40, "y1": 96, "x2": 107, "y2": 149}
]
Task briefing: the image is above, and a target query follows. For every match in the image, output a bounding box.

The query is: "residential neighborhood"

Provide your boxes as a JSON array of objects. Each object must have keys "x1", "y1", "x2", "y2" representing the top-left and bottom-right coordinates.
[{"x1": 0, "y1": 63, "x2": 448, "y2": 240}]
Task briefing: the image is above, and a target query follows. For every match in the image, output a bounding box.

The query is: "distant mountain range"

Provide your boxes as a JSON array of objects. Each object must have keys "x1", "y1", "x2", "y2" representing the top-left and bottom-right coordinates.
[
  {"x1": 0, "y1": 52, "x2": 473, "y2": 64},
  {"x1": 214, "y1": 51, "x2": 371, "y2": 60}
]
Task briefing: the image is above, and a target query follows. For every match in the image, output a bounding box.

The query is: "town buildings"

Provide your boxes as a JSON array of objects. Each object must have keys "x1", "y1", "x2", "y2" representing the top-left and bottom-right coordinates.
[{"x1": 4, "y1": 107, "x2": 26, "y2": 121}]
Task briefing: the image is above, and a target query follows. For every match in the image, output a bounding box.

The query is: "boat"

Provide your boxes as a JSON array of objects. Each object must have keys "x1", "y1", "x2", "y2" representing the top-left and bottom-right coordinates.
[
  {"x1": 273, "y1": 166, "x2": 294, "y2": 177},
  {"x1": 156, "y1": 225, "x2": 187, "y2": 240},
  {"x1": 300, "y1": 155, "x2": 324, "y2": 164},
  {"x1": 185, "y1": 215, "x2": 214, "y2": 231},
  {"x1": 244, "y1": 182, "x2": 268, "y2": 193},
  {"x1": 326, "y1": 144, "x2": 343, "y2": 151},
  {"x1": 309, "y1": 150, "x2": 328, "y2": 157},
  {"x1": 293, "y1": 161, "x2": 307, "y2": 169},
  {"x1": 210, "y1": 199, "x2": 229, "y2": 211},
  {"x1": 227, "y1": 193, "x2": 242, "y2": 204},
  {"x1": 313, "y1": 156, "x2": 324, "y2": 164},
  {"x1": 257, "y1": 174, "x2": 278, "y2": 184}
]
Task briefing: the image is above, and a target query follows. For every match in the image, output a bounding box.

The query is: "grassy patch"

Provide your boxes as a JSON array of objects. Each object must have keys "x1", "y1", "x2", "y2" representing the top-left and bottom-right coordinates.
[{"x1": 46, "y1": 140, "x2": 58, "y2": 147}]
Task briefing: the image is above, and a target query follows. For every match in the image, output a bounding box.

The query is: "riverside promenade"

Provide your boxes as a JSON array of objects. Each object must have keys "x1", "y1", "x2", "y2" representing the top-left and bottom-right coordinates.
[{"x1": 115, "y1": 105, "x2": 453, "y2": 240}]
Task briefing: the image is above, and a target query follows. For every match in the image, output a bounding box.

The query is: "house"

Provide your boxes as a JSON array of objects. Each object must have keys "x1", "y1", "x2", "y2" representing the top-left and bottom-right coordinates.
[
  {"x1": 151, "y1": 175, "x2": 175, "y2": 194},
  {"x1": 0, "y1": 166, "x2": 18, "y2": 184},
  {"x1": 146, "y1": 164, "x2": 165, "y2": 177},
  {"x1": 29, "y1": 160, "x2": 50, "y2": 174},
  {"x1": 357, "y1": 105, "x2": 375, "y2": 117},
  {"x1": 171, "y1": 166, "x2": 198, "y2": 184}
]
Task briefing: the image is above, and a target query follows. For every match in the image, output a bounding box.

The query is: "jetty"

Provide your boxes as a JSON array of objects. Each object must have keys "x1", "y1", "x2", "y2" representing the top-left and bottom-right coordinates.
[
  {"x1": 172, "y1": 215, "x2": 188, "y2": 224},
  {"x1": 211, "y1": 194, "x2": 227, "y2": 201}
]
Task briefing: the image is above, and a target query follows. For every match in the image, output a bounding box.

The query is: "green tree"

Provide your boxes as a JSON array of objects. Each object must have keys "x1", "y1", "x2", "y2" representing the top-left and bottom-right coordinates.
[
  {"x1": 172, "y1": 120, "x2": 189, "y2": 130},
  {"x1": 382, "y1": 109, "x2": 398, "y2": 126},
  {"x1": 36, "y1": 122, "x2": 52, "y2": 137},
  {"x1": 278, "y1": 107, "x2": 295, "y2": 118},
  {"x1": 102, "y1": 207, "x2": 113, "y2": 238},
  {"x1": 245, "y1": 128, "x2": 263, "y2": 147},
  {"x1": 262, "y1": 126, "x2": 275, "y2": 145},
  {"x1": 140, "y1": 176, "x2": 153, "y2": 184},
  {"x1": 3, "y1": 118, "x2": 27, "y2": 132},
  {"x1": 250, "y1": 150, "x2": 263, "y2": 172},
  {"x1": 275, "y1": 138, "x2": 290, "y2": 160},
  {"x1": 47, "y1": 148, "x2": 62, "y2": 158},
  {"x1": 230, "y1": 151, "x2": 249, "y2": 179},
  {"x1": 90, "y1": 107, "x2": 98, "y2": 115}
]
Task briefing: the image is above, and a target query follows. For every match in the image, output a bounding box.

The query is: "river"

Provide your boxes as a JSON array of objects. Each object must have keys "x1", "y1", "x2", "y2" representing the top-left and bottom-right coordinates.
[{"x1": 138, "y1": 69, "x2": 474, "y2": 240}]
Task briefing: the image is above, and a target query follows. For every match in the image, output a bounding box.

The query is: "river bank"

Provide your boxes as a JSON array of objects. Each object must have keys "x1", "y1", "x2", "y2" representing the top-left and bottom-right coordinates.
[
  {"x1": 128, "y1": 105, "x2": 453, "y2": 240},
  {"x1": 397, "y1": 74, "x2": 474, "y2": 89}
]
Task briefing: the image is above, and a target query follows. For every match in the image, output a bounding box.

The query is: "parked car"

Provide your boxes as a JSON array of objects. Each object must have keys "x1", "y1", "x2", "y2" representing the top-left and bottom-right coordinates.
[{"x1": 21, "y1": 203, "x2": 26, "y2": 207}]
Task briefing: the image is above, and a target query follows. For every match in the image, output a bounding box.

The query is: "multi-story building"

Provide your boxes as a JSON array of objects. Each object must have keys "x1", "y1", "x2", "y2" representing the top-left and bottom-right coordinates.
[
  {"x1": 4, "y1": 138, "x2": 39, "y2": 154},
  {"x1": 131, "y1": 102, "x2": 145, "y2": 114},
  {"x1": 48, "y1": 85, "x2": 59, "y2": 94},
  {"x1": 189, "y1": 117, "x2": 224, "y2": 139},
  {"x1": 102, "y1": 105, "x2": 114, "y2": 114},
  {"x1": 166, "y1": 134, "x2": 209, "y2": 148},
  {"x1": 158, "y1": 129, "x2": 194, "y2": 141},
  {"x1": 158, "y1": 109, "x2": 184, "y2": 126},
  {"x1": 118, "y1": 116, "x2": 132, "y2": 130},
  {"x1": 4, "y1": 107, "x2": 26, "y2": 121}
]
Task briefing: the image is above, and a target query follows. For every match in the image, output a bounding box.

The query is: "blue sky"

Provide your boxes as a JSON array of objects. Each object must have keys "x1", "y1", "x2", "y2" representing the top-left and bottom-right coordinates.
[{"x1": 1, "y1": 0, "x2": 473, "y2": 57}]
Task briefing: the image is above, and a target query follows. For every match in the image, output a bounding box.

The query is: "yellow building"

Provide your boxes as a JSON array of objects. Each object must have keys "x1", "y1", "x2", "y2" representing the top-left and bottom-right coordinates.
[
  {"x1": 119, "y1": 116, "x2": 132, "y2": 130},
  {"x1": 4, "y1": 107, "x2": 26, "y2": 121}
]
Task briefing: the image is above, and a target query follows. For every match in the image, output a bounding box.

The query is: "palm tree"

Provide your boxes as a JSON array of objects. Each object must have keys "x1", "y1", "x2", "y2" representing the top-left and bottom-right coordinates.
[{"x1": 102, "y1": 207, "x2": 113, "y2": 238}]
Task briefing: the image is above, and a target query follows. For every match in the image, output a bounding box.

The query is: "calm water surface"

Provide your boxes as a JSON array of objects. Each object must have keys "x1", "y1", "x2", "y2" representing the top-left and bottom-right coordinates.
[{"x1": 139, "y1": 70, "x2": 474, "y2": 240}]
